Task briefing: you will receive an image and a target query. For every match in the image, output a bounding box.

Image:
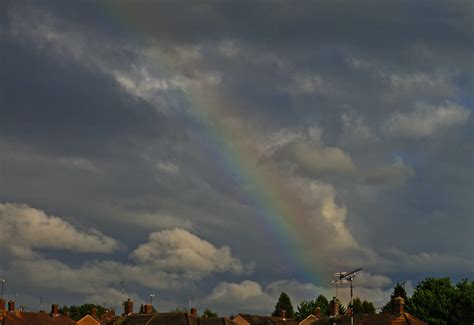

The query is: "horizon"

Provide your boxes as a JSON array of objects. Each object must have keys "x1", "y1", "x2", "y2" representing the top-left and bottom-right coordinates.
[{"x1": 0, "y1": 0, "x2": 473, "y2": 316}]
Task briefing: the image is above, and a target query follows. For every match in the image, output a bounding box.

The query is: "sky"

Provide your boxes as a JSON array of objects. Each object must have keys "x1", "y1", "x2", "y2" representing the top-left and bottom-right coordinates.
[{"x1": 0, "y1": 0, "x2": 473, "y2": 316}]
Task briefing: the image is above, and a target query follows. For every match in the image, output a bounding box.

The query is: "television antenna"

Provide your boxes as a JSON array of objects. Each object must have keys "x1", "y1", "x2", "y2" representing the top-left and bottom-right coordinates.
[
  {"x1": 0, "y1": 279, "x2": 5, "y2": 300},
  {"x1": 332, "y1": 268, "x2": 362, "y2": 325},
  {"x1": 120, "y1": 281, "x2": 125, "y2": 304}
]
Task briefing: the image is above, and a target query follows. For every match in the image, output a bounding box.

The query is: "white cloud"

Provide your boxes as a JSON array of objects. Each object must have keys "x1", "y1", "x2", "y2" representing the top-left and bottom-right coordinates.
[
  {"x1": 281, "y1": 74, "x2": 330, "y2": 95},
  {"x1": 203, "y1": 277, "x2": 397, "y2": 315},
  {"x1": 363, "y1": 158, "x2": 415, "y2": 185},
  {"x1": 383, "y1": 102, "x2": 470, "y2": 138},
  {"x1": 0, "y1": 203, "x2": 120, "y2": 257},
  {"x1": 156, "y1": 161, "x2": 180, "y2": 174},
  {"x1": 272, "y1": 140, "x2": 355, "y2": 176},
  {"x1": 341, "y1": 112, "x2": 377, "y2": 143},
  {"x1": 130, "y1": 228, "x2": 245, "y2": 276}
]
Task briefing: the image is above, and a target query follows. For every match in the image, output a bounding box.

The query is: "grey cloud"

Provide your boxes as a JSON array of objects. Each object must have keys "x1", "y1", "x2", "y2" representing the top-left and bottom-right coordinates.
[
  {"x1": 383, "y1": 102, "x2": 470, "y2": 138},
  {"x1": 0, "y1": 203, "x2": 120, "y2": 258}
]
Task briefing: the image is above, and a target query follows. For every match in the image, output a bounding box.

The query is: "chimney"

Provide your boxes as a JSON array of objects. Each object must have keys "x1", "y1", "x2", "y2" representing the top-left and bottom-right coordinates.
[
  {"x1": 190, "y1": 308, "x2": 197, "y2": 317},
  {"x1": 91, "y1": 307, "x2": 97, "y2": 317},
  {"x1": 123, "y1": 299, "x2": 133, "y2": 315},
  {"x1": 0, "y1": 299, "x2": 5, "y2": 311},
  {"x1": 329, "y1": 297, "x2": 339, "y2": 316},
  {"x1": 51, "y1": 304, "x2": 59, "y2": 316},
  {"x1": 393, "y1": 297, "x2": 404, "y2": 315},
  {"x1": 144, "y1": 304, "x2": 153, "y2": 314},
  {"x1": 314, "y1": 306, "x2": 321, "y2": 319},
  {"x1": 279, "y1": 309, "x2": 286, "y2": 319},
  {"x1": 8, "y1": 300, "x2": 15, "y2": 313}
]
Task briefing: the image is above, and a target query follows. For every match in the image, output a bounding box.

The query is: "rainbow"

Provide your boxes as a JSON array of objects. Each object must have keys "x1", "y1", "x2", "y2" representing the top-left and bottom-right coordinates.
[{"x1": 101, "y1": 2, "x2": 328, "y2": 288}]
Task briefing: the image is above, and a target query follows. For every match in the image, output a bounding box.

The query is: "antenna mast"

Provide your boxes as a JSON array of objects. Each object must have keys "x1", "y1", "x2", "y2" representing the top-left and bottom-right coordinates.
[{"x1": 332, "y1": 268, "x2": 362, "y2": 325}]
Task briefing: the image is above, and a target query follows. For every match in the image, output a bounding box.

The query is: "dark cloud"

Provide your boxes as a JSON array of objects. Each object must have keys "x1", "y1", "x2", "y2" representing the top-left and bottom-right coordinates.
[{"x1": 1, "y1": 0, "x2": 473, "y2": 315}]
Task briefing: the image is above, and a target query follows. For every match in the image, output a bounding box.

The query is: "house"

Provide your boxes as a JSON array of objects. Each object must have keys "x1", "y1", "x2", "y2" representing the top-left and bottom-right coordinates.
[
  {"x1": 0, "y1": 300, "x2": 76, "y2": 325},
  {"x1": 108, "y1": 300, "x2": 237, "y2": 325},
  {"x1": 232, "y1": 313, "x2": 298, "y2": 325},
  {"x1": 298, "y1": 307, "x2": 321, "y2": 325},
  {"x1": 77, "y1": 315, "x2": 101, "y2": 325},
  {"x1": 309, "y1": 297, "x2": 426, "y2": 325}
]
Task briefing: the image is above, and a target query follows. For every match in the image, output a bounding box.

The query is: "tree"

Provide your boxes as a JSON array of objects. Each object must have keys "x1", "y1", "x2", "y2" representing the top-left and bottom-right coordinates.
[
  {"x1": 382, "y1": 282, "x2": 408, "y2": 314},
  {"x1": 59, "y1": 304, "x2": 107, "y2": 321},
  {"x1": 450, "y1": 279, "x2": 474, "y2": 325},
  {"x1": 295, "y1": 294, "x2": 329, "y2": 320},
  {"x1": 405, "y1": 277, "x2": 455, "y2": 325},
  {"x1": 272, "y1": 292, "x2": 295, "y2": 319},
  {"x1": 202, "y1": 308, "x2": 218, "y2": 318},
  {"x1": 361, "y1": 300, "x2": 375, "y2": 314},
  {"x1": 296, "y1": 300, "x2": 317, "y2": 320},
  {"x1": 315, "y1": 295, "x2": 329, "y2": 316},
  {"x1": 169, "y1": 307, "x2": 188, "y2": 313},
  {"x1": 350, "y1": 297, "x2": 363, "y2": 315}
]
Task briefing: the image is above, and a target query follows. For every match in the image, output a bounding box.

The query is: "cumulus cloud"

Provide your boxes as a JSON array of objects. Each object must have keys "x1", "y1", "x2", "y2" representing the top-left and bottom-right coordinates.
[
  {"x1": 273, "y1": 140, "x2": 355, "y2": 176},
  {"x1": 0, "y1": 203, "x2": 120, "y2": 258},
  {"x1": 130, "y1": 228, "x2": 245, "y2": 276},
  {"x1": 2, "y1": 211, "x2": 247, "y2": 302},
  {"x1": 383, "y1": 102, "x2": 470, "y2": 138},
  {"x1": 204, "y1": 276, "x2": 397, "y2": 315},
  {"x1": 362, "y1": 158, "x2": 415, "y2": 186}
]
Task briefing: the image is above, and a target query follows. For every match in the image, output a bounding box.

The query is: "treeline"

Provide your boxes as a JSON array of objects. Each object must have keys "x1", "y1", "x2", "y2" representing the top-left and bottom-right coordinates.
[
  {"x1": 271, "y1": 292, "x2": 374, "y2": 320},
  {"x1": 271, "y1": 277, "x2": 473, "y2": 325}
]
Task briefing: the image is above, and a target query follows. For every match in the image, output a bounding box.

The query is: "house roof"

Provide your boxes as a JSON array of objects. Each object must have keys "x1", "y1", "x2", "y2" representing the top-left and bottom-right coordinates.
[
  {"x1": 0, "y1": 312, "x2": 76, "y2": 325},
  {"x1": 235, "y1": 314, "x2": 298, "y2": 325},
  {"x1": 110, "y1": 312, "x2": 236, "y2": 325},
  {"x1": 360, "y1": 313, "x2": 427, "y2": 325},
  {"x1": 77, "y1": 314, "x2": 101, "y2": 325},
  {"x1": 299, "y1": 314, "x2": 319, "y2": 325}
]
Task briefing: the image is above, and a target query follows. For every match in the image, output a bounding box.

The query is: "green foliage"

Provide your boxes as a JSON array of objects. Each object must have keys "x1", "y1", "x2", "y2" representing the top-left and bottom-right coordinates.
[
  {"x1": 295, "y1": 294, "x2": 329, "y2": 320},
  {"x1": 382, "y1": 282, "x2": 408, "y2": 314},
  {"x1": 59, "y1": 304, "x2": 107, "y2": 321},
  {"x1": 337, "y1": 301, "x2": 346, "y2": 315},
  {"x1": 405, "y1": 277, "x2": 474, "y2": 325},
  {"x1": 406, "y1": 277, "x2": 453, "y2": 324},
  {"x1": 202, "y1": 308, "x2": 218, "y2": 318},
  {"x1": 450, "y1": 279, "x2": 474, "y2": 325},
  {"x1": 361, "y1": 300, "x2": 375, "y2": 314},
  {"x1": 349, "y1": 297, "x2": 375, "y2": 315},
  {"x1": 351, "y1": 297, "x2": 363, "y2": 315},
  {"x1": 169, "y1": 307, "x2": 188, "y2": 313},
  {"x1": 272, "y1": 292, "x2": 295, "y2": 319}
]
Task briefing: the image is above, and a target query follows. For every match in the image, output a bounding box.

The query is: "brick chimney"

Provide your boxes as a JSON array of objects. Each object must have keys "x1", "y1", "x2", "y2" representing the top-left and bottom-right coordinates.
[
  {"x1": 279, "y1": 309, "x2": 286, "y2": 319},
  {"x1": 8, "y1": 300, "x2": 15, "y2": 313},
  {"x1": 0, "y1": 298, "x2": 5, "y2": 311},
  {"x1": 314, "y1": 306, "x2": 321, "y2": 319},
  {"x1": 91, "y1": 307, "x2": 97, "y2": 317},
  {"x1": 123, "y1": 299, "x2": 133, "y2": 315},
  {"x1": 51, "y1": 304, "x2": 59, "y2": 316},
  {"x1": 393, "y1": 297, "x2": 404, "y2": 315},
  {"x1": 190, "y1": 308, "x2": 197, "y2": 317},
  {"x1": 144, "y1": 304, "x2": 153, "y2": 314},
  {"x1": 329, "y1": 297, "x2": 339, "y2": 316}
]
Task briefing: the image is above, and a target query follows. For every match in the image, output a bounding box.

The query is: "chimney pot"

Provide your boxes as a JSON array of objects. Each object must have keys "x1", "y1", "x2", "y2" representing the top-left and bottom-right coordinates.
[
  {"x1": 144, "y1": 304, "x2": 153, "y2": 314},
  {"x1": 190, "y1": 308, "x2": 197, "y2": 317},
  {"x1": 314, "y1": 307, "x2": 321, "y2": 318},
  {"x1": 123, "y1": 299, "x2": 134, "y2": 315},
  {"x1": 51, "y1": 304, "x2": 59, "y2": 316},
  {"x1": 8, "y1": 300, "x2": 15, "y2": 313},
  {"x1": 393, "y1": 297, "x2": 404, "y2": 315},
  {"x1": 329, "y1": 297, "x2": 339, "y2": 316}
]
